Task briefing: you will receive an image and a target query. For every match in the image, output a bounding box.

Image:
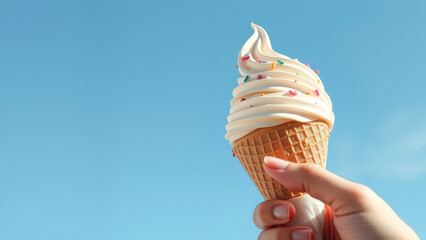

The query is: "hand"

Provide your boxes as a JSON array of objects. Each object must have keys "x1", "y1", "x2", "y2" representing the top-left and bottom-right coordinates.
[{"x1": 253, "y1": 156, "x2": 419, "y2": 240}]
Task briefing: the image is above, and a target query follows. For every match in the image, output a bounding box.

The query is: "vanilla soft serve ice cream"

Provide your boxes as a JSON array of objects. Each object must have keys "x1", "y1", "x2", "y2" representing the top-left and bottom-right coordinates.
[{"x1": 225, "y1": 23, "x2": 334, "y2": 145}]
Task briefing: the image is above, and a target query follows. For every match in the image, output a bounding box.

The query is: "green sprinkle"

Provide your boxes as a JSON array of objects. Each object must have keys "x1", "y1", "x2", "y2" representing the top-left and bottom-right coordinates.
[
  {"x1": 244, "y1": 76, "x2": 249, "y2": 82},
  {"x1": 263, "y1": 61, "x2": 267, "y2": 63},
  {"x1": 296, "y1": 72, "x2": 300, "y2": 76},
  {"x1": 277, "y1": 59, "x2": 284, "y2": 65}
]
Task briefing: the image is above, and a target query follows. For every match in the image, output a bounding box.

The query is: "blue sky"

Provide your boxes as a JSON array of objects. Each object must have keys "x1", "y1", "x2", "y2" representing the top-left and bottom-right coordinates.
[{"x1": 1, "y1": 0, "x2": 425, "y2": 239}]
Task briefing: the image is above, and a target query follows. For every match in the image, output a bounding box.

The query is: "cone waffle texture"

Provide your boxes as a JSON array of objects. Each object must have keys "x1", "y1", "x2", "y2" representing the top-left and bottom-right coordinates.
[{"x1": 233, "y1": 121, "x2": 329, "y2": 200}]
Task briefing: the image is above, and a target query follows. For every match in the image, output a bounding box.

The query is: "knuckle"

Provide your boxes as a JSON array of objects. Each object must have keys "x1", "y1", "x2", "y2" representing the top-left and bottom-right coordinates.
[
  {"x1": 346, "y1": 183, "x2": 375, "y2": 204},
  {"x1": 351, "y1": 184, "x2": 374, "y2": 198},
  {"x1": 253, "y1": 203, "x2": 267, "y2": 229},
  {"x1": 258, "y1": 227, "x2": 289, "y2": 240},
  {"x1": 255, "y1": 215, "x2": 268, "y2": 229},
  {"x1": 258, "y1": 229, "x2": 269, "y2": 240}
]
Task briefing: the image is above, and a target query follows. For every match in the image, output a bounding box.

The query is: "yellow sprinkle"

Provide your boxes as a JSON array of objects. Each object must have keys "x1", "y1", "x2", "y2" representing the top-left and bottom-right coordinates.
[
  {"x1": 317, "y1": 80, "x2": 320, "y2": 83},
  {"x1": 261, "y1": 93, "x2": 264, "y2": 96},
  {"x1": 328, "y1": 135, "x2": 331, "y2": 138},
  {"x1": 270, "y1": 62, "x2": 275, "y2": 70}
]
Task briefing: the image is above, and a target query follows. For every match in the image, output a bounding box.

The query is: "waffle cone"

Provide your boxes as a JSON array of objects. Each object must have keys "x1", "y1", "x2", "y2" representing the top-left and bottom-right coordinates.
[{"x1": 233, "y1": 121, "x2": 330, "y2": 200}]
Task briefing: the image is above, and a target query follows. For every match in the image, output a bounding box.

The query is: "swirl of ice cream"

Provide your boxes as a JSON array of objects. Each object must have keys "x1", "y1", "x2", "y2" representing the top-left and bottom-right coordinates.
[{"x1": 225, "y1": 23, "x2": 335, "y2": 146}]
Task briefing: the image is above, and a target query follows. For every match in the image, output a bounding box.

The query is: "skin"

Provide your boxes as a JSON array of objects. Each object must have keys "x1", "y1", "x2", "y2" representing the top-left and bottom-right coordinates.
[{"x1": 254, "y1": 156, "x2": 420, "y2": 240}]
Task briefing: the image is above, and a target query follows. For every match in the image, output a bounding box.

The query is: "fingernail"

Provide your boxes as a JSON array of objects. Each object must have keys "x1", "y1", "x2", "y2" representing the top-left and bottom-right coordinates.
[
  {"x1": 272, "y1": 205, "x2": 289, "y2": 220},
  {"x1": 264, "y1": 156, "x2": 290, "y2": 170},
  {"x1": 292, "y1": 229, "x2": 314, "y2": 240}
]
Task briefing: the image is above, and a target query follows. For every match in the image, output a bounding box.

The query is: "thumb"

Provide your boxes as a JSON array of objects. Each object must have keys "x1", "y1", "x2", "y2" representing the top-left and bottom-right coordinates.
[{"x1": 263, "y1": 156, "x2": 369, "y2": 216}]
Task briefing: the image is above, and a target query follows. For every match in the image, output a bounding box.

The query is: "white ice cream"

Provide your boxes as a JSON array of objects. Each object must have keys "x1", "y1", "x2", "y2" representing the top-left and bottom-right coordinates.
[{"x1": 225, "y1": 23, "x2": 335, "y2": 146}]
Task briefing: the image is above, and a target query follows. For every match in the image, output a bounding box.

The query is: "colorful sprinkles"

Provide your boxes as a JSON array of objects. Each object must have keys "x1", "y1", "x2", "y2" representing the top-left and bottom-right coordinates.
[
  {"x1": 236, "y1": 56, "x2": 322, "y2": 109},
  {"x1": 303, "y1": 63, "x2": 320, "y2": 74},
  {"x1": 289, "y1": 90, "x2": 298, "y2": 96},
  {"x1": 315, "y1": 90, "x2": 320, "y2": 96}
]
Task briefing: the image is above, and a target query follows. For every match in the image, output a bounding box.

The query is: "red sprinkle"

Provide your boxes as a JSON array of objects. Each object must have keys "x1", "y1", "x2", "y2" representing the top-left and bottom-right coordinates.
[
  {"x1": 232, "y1": 150, "x2": 235, "y2": 157},
  {"x1": 257, "y1": 59, "x2": 262, "y2": 63},
  {"x1": 289, "y1": 90, "x2": 298, "y2": 96},
  {"x1": 305, "y1": 63, "x2": 310, "y2": 68},
  {"x1": 250, "y1": 105, "x2": 253, "y2": 107},
  {"x1": 242, "y1": 56, "x2": 250, "y2": 61},
  {"x1": 314, "y1": 70, "x2": 319, "y2": 74},
  {"x1": 237, "y1": 65, "x2": 239, "y2": 69},
  {"x1": 315, "y1": 90, "x2": 320, "y2": 96},
  {"x1": 241, "y1": 98, "x2": 246, "y2": 102},
  {"x1": 257, "y1": 74, "x2": 262, "y2": 79}
]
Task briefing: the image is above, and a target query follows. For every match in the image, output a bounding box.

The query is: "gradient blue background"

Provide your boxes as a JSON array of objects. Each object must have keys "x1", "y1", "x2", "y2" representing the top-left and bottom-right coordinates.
[{"x1": 1, "y1": 0, "x2": 425, "y2": 239}]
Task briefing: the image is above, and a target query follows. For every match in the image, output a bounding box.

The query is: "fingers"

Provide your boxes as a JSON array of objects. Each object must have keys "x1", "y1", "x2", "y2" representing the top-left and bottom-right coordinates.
[
  {"x1": 263, "y1": 156, "x2": 371, "y2": 216},
  {"x1": 253, "y1": 200, "x2": 296, "y2": 229},
  {"x1": 258, "y1": 226, "x2": 314, "y2": 240}
]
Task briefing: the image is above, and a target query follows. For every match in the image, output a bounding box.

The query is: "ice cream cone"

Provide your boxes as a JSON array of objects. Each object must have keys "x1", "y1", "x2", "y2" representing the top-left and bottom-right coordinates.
[{"x1": 233, "y1": 121, "x2": 329, "y2": 200}]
